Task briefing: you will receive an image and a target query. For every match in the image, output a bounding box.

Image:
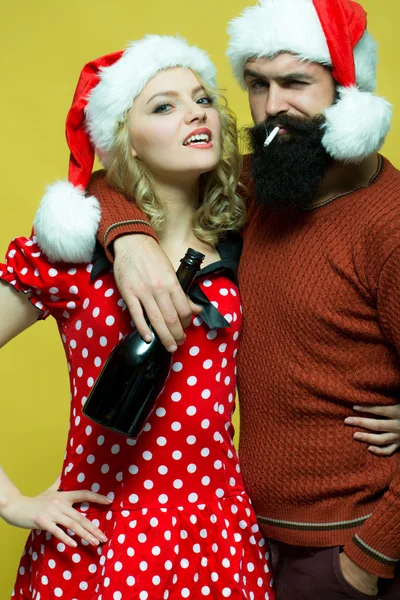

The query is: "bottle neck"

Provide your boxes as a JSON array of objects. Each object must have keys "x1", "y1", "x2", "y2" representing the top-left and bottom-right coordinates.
[{"x1": 175, "y1": 252, "x2": 204, "y2": 293}]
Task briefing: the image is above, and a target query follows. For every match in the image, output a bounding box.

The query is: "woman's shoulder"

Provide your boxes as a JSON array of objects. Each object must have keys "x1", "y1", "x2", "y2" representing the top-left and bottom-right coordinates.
[
  {"x1": 216, "y1": 230, "x2": 243, "y2": 262},
  {"x1": 0, "y1": 233, "x2": 98, "y2": 322}
]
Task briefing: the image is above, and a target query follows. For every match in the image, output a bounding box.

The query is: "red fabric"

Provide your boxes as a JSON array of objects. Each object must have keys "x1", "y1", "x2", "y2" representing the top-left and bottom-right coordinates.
[
  {"x1": 1, "y1": 236, "x2": 274, "y2": 599},
  {"x1": 66, "y1": 51, "x2": 123, "y2": 189},
  {"x1": 312, "y1": 0, "x2": 367, "y2": 87}
]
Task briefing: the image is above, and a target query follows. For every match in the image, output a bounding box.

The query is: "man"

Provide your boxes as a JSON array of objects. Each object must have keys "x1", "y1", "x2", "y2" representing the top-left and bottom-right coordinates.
[{"x1": 34, "y1": 0, "x2": 400, "y2": 596}]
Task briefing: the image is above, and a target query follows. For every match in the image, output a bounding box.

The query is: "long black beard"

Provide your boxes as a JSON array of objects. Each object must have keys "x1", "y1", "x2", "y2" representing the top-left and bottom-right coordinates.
[{"x1": 246, "y1": 114, "x2": 333, "y2": 210}]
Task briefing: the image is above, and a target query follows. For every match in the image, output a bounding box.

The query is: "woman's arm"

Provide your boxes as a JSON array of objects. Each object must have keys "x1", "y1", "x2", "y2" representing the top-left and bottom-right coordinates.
[
  {"x1": 0, "y1": 282, "x2": 40, "y2": 347},
  {"x1": 0, "y1": 282, "x2": 112, "y2": 546}
]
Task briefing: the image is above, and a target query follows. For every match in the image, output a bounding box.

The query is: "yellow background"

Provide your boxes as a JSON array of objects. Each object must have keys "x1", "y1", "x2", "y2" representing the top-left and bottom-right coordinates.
[{"x1": 0, "y1": 0, "x2": 399, "y2": 594}]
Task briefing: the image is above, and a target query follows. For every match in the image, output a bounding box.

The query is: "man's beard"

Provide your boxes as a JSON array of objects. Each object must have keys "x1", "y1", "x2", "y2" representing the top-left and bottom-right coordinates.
[{"x1": 246, "y1": 114, "x2": 333, "y2": 210}]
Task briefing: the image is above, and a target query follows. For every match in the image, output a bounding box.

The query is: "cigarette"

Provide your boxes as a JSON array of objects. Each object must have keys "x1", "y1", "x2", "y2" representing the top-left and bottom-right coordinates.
[{"x1": 264, "y1": 126, "x2": 280, "y2": 147}]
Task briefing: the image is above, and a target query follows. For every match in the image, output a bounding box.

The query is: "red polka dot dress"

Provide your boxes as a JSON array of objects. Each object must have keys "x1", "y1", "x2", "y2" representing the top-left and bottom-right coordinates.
[{"x1": 1, "y1": 234, "x2": 274, "y2": 600}]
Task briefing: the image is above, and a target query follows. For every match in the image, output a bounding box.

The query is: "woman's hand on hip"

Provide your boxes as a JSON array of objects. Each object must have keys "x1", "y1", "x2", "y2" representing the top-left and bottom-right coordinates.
[
  {"x1": 345, "y1": 403, "x2": 400, "y2": 456},
  {"x1": 1, "y1": 475, "x2": 111, "y2": 548}
]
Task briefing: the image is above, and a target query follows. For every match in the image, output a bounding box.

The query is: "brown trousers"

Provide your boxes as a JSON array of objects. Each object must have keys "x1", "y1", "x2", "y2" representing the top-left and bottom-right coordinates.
[{"x1": 269, "y1": 540, "x2": 400, "y2": 600}]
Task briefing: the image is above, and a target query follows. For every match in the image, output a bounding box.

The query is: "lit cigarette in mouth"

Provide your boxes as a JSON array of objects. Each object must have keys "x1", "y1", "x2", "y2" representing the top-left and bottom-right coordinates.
[{"x1": 264, "y1": 126, "x2": 280, "y2": 147}]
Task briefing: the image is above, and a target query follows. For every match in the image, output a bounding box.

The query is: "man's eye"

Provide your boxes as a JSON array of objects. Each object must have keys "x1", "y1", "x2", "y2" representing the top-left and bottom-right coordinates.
[
  {"x1": 153, "y1": 103, "x2": 173, "y2": 114},
  {"x1": 252, "y1": 80, "x2": 268, "y2": 90},
  {"x1": 197, "y1": 96, "x2": 213, "y2": 105},
  {"x1": 286, "y1": 80, "x2": 308, "y2": 88}
]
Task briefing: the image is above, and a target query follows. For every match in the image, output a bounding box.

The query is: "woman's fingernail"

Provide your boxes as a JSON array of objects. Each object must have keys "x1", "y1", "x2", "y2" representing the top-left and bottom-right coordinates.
[
  {"x1": 100, "y1": 534, "x2": 108, "y2": 543},
  {"x1": 71, "y1": 540, "x2": 78, "y2": 547},
  {"x1": 168, "y1": 345, "x2": 177, "y2": 353},
  {"x1": 354, "y1": 432, "x2": 363, "y2": 440},
  {"x1": 91, "y1": 537, "x2": 99, "y2": 545},
  {"x1": 144, "y1": 334, "x2": 153, "y2": 343},
  {"x1": 344, "y1": 418, "x2": 355, "y2": 424},
  {"x1": 105, "y1": 497, "x2": 113, "y2": 503},
  {"x1": 353, "y1": 406, "x2": 361, "y2": 411}
]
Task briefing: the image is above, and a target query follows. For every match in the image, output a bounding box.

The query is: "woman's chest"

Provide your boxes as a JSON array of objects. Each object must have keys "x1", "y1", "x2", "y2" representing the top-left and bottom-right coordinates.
[{"x1": 59, "y1": 271, "x2": 242, "y2": 388}]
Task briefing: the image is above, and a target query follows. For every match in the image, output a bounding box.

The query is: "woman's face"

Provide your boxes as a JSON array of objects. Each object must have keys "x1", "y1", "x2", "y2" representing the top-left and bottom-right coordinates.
[{"x1": 128, "y1": 68, "x2": 222, "y2": 180}]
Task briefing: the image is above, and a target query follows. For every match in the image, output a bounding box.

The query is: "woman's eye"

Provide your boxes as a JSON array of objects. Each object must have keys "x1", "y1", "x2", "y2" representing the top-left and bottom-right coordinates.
[
  {"x1": 153, "y1": 103, "x2": 173, "y2": 114},
  {"x1": 197, "y1": 96, "x2": 213, "y2": 105}
]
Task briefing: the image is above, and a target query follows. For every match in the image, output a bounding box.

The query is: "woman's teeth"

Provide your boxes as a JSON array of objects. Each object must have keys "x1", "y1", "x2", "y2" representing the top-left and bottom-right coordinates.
[{"x1": 184, "y1": 133, "x2": 210, "y2": 146}]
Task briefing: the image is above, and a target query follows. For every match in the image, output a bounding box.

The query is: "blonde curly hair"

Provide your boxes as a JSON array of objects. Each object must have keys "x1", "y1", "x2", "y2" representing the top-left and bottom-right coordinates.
[{"x1": 106, "y1": 73, "x2": 246, "y2": 246}]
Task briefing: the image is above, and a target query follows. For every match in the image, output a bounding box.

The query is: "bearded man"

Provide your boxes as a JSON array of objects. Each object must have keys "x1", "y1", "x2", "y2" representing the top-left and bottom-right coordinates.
[{"x1": 34, "y1": 0, "x2": 400, "y2": 597}]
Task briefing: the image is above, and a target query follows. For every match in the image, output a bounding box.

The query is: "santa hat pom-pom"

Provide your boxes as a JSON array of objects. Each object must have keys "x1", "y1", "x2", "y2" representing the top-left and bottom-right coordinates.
[
  {"x1": 34, "y1": 180, "x2": 101, "y2": 263},
  {"x1": 322, "y1": 86, "x2": 392, "y2": 163}
]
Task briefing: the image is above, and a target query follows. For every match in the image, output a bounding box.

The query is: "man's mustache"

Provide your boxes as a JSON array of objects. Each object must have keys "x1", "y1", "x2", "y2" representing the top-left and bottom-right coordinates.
[
  {"x1": 255, "y1": 114, "x2": 326, "y2": 137},
  {"x1": 246, "y1": 114, "x2": 326, "y2": 153}
]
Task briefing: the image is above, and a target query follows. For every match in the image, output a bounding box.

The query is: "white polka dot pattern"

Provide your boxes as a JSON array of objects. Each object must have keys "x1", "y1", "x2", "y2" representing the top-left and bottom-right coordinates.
[{"x1": 2, "y1": 236, "x2": 273, "y2": 599}]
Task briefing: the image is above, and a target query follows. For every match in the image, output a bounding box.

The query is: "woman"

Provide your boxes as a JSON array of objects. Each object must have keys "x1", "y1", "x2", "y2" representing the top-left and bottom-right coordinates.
[{"x1": 0, "y1": 35, "x2": 274, "y2": 599}]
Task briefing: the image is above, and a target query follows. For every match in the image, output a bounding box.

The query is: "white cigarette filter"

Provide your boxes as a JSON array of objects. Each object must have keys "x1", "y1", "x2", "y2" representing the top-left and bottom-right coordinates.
[{"x1": 264, "y1": 126, "x2": 280, "y2": 147}]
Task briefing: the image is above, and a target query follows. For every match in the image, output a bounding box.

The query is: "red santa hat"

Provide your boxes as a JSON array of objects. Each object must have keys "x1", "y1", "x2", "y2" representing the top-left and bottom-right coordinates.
[
  {"x1": 227, "y1": 0, "x2": 392, "y2": 162},
  {"x1": 34, "y1": 35, "x2": 217, "y2": 263}
]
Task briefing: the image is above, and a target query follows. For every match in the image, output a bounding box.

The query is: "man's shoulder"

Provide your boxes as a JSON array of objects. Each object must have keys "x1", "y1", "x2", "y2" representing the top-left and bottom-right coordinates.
[
  {"x1": 357, "y1": 156, "x2": 400, "y2": 257},
  {"x1": 352, "y1": 155, "x2": 400, "y2": 217},
  {"x1": 380, "y1": 154, "x2": 400, "y2": 183},
  {"x1": 371, "y1": 155, "x2": 400, "y2": 203}
]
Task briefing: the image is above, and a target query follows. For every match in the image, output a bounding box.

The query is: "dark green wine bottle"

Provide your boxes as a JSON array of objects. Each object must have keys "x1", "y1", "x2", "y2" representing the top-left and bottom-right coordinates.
[{"x1": 83, "y1": 248, "x2": 205, "y2": 436}]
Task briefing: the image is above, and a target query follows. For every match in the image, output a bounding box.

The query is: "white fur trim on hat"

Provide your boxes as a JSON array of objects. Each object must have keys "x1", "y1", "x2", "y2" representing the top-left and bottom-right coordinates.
[
  {"x1": 227, "y1": 0, "x2": 376, "y2": 92},
  {"x1": 227, "y1": 0, "x2": 329, "y2": 85},
  {"x1": 86, "y1": 35, "x2": 217, "y2": 155},
  {"x1": 322, "y1": 86, "x2": 392, "y2": 163},
  {"x1": 353, "y1": 32, "x2": 377, "y2": 92},
  {"x1": 34, "y1": 181, "x2": 100, "y2": 263}
]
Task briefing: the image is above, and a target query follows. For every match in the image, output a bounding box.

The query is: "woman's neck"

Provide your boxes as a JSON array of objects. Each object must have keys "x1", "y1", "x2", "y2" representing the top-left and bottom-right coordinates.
[
  {"x1": 152, "y1": 174, "x2": 220, "y2": 269},
  {"x1": 153, "y1": 175, "x2": 200, "y2": 244}
]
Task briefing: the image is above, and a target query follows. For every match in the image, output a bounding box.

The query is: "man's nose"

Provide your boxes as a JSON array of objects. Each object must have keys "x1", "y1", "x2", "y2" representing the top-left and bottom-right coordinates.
[{"x1": 265, "y1": 85, "x2": 289, "y2": 119}]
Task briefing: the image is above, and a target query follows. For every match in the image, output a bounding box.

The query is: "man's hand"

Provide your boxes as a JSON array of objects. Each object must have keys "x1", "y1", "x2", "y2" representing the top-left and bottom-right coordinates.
[
  {"x1": 345, "y1": 403, "x2": 400, "y2": 456},
  {"x1": 339, "y1": 552, "x2": 378, "y2": 596},
  {"x1": 113, "y1": 235, "x2": 202, "y2": 351}
]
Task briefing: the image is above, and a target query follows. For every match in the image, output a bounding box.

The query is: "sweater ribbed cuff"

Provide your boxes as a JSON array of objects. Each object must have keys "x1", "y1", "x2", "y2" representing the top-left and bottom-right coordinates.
[
  {"x1": 343, "y1": 490, "x2": 400, "y2": 578},
  {"x1": 102, "y1": 221, "x2": 158, "y2": 263}
]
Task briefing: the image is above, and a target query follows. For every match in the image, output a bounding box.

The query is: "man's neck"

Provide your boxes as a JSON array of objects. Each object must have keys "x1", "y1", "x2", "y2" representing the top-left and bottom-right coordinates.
[{"x1": 311, "y1": 153, "x2": 380, "y2": 208}]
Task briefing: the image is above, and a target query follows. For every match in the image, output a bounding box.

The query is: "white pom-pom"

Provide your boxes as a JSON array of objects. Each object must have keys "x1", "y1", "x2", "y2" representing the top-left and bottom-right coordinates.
[
  {"x1": 34, "y1": 181, "x2": 101, "y2": 263},
  {"x1": 323, "y1": 86, "x2": 392, "y2": 163}
]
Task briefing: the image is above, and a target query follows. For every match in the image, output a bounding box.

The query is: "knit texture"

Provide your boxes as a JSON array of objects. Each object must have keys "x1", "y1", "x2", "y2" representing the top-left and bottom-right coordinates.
[
  {"x1": 90, "y1": 156, "x2": 400, "y2": 578},
  {"x1": 88, "y1": 170, "x2": 157, "y2": 262},
  {"x1": 238, "y1": 155, "x2": 400, "y2": 578}
]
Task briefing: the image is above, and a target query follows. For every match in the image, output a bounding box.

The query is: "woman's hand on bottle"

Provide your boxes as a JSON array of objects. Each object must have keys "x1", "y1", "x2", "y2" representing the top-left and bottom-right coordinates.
[
  {"x1": 1, "y1": 476, "x2": 111, "y2": 548},
  {"x1": 344, "y1": 403, "x2": 400, "y2": 456},
  {"x1": 113, "y1": 235, "x2": 202, "y2": 351}
]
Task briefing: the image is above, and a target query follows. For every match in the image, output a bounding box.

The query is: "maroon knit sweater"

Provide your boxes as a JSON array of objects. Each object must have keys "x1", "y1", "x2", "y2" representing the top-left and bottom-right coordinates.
[{"x1": 88, "y1": 156, "x2": 400, "y2": 578}]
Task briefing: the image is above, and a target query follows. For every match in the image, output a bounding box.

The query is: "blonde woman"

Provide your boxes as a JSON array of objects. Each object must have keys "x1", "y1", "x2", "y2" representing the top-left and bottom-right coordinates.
[{"x1": 0, "y1": 36, "x2": 274, "y2": 599}]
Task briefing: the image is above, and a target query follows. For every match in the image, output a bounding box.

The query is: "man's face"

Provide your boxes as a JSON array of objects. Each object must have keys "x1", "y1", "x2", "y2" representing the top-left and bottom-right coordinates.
[
  {"x1": 243, "y1": 53, "x2": 336, "y2": 211},
  {"x1": 244, "y1": 53, "x2": 336, "y2": 126}
]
